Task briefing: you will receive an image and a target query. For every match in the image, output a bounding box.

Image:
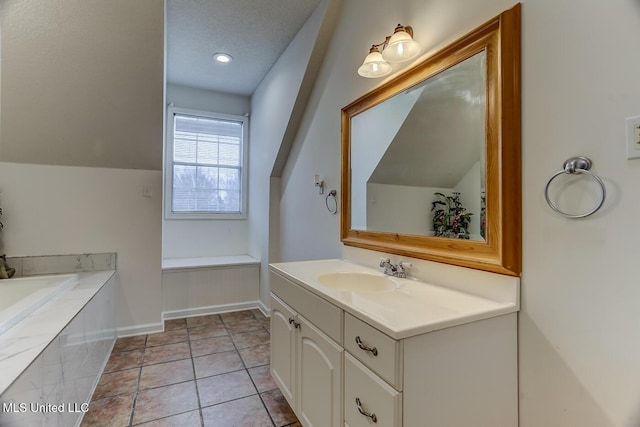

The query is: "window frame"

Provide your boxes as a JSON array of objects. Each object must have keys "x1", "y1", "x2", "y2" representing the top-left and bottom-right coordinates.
[{"x1": 164, "y1": 106, "x2": 249, "y2": 220}]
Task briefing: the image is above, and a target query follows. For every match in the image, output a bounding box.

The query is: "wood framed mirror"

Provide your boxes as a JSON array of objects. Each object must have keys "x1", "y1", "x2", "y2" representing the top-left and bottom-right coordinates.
[{"x1": 341, "y1": 5, "x2": 521, "y2": 276}]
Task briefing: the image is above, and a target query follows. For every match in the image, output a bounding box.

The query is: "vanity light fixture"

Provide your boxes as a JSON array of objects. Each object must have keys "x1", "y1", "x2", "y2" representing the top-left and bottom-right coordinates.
[
  {"x1": 357, "y1": 24, "x2": 421, "y2": 78},
  {"x1": 213, "y1": 52, "x2": 233, "y2": 63}
]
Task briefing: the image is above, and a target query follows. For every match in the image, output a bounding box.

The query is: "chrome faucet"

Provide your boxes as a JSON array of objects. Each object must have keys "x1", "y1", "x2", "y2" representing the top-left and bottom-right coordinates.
[
  {"x1": 379, "y1": 258, "x2": 413, "y2": 278},
  {"x1": 379, "y1": 258, "x2": 397, "y2": 276},
  {"x1": 396, "y1": 261, "x2": 412, "y2": 278}
]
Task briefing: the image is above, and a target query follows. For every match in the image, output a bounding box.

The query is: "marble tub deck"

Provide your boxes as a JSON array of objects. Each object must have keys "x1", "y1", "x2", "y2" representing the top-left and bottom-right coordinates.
[
  {"x1": 82, "y1": 310, "x2": 300, "y2": 427},
  {"x1": 0, "y1": 270, "x2": 116, "y2": 395}
]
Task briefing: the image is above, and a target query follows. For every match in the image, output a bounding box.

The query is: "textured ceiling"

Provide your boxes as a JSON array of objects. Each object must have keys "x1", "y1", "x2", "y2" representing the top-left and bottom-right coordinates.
[{"x1": 166, "y1": 0, "x2": 321, "y2": 96}]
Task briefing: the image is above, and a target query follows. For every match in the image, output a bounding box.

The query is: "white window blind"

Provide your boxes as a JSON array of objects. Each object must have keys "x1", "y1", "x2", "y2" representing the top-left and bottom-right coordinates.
[{"x1": 167, "y1": 109, "x2": 247, "y2": 218}]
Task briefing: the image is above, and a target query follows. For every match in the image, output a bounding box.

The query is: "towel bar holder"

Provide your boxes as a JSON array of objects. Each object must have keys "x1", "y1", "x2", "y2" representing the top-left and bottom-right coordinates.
[{"x1": 544, "y1": 156, "x2": 606, "y2": 219}]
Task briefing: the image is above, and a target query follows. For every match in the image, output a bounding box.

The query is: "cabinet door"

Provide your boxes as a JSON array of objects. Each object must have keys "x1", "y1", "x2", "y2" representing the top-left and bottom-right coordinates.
[
  {"x1": 270, "y1": 294, "x2": 297, "y2": 408},
  {"x1": 297, "y1": 315, "x2": 343, "y2": 427}
]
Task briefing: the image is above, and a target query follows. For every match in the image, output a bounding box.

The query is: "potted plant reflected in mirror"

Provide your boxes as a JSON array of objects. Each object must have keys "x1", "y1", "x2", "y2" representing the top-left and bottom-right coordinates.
[{"x1": 431, "y1": 192, "x2": 473, "y2": 239}]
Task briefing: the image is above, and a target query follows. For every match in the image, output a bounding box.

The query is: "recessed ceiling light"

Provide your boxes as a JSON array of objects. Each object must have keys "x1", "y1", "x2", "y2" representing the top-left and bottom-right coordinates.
[{"x1": 213, "y1": 53, "x2": 233, "y2": 63}]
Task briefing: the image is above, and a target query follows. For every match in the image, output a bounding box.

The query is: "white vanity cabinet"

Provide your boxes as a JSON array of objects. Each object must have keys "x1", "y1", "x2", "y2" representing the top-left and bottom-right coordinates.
[
  {"x1": 270, "y1": 275, "x2": 343, "y2": 427},
  {"x1": 344, "y1": 311, "x2": 518, "y2": 426},
  {"x1": 270, "y1": 263, "x2": 518, "y2": 427}
]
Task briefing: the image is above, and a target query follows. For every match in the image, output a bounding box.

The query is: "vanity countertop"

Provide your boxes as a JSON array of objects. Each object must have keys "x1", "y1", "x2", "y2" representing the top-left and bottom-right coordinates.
[{"x1": 269, "y1": 259, "x2": 519, "y2": 340}]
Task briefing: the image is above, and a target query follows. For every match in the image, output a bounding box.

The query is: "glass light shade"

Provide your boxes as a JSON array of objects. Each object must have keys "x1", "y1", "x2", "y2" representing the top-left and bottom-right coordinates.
[
  {"x1": 357, "y1": 50, "x2": 392, "y2": 78},
  {"x1": 382, "y1": 30, "x2": 421, "y2": 63}
]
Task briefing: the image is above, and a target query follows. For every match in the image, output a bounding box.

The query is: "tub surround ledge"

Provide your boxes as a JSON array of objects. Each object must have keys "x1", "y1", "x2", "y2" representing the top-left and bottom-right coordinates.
[
  {"x1": 6, "y1": 253, "x2": 116, "y2": 277},
  {"x1": 0, "y1": 270, "x2": 116, "y2": 395}
]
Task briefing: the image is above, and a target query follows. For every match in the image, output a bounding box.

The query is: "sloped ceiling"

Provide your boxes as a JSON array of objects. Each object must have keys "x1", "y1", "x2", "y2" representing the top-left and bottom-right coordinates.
[
  {"x1": 369, "y1": 52, "x2": 486, "y2": 188},
  {"x1": 166, "y1": 0, "x2": 321, "y2": 95}
]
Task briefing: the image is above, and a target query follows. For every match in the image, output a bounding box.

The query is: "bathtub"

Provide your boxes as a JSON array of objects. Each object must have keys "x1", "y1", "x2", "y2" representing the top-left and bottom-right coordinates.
[
  {"x1": 0, "y1": 274, "x2": 78, "y2": 336},
  {"x1": 0, "y1": 271, "x2": 116, "y2": 426}
]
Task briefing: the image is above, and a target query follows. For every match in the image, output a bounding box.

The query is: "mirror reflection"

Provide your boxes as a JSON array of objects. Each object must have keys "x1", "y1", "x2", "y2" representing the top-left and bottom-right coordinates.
[{"x1": 350, "y1": 51, "x2": 486, "y2": 241}]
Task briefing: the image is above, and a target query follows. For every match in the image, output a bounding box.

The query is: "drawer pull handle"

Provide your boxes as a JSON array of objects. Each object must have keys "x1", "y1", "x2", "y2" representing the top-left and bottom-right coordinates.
[
  {"x1": 355, "y1": 336, "x2": 378, "y2": 356},
  {"x1": 288, "y1": 318, "x2": 301, "y2": 329},
  {"x1": 355, "y1": 397, "x2": 378, "y2": 423}
]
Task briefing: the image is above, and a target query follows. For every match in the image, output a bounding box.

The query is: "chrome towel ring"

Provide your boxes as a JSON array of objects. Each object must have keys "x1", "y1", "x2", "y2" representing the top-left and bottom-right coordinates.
[
  {"x1": 544, "y1": 156, "x2": 606, "y2": 219},
  {"x1": 325, "y1": 189, "x2": 338, "y2": 214}
]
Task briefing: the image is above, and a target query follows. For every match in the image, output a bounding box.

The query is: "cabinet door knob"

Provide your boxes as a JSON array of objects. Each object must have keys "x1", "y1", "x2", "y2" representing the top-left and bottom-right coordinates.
[
  {"x1": 295, "y1": 321, "x2": 301, "y2": 330},
  {"x1": 355, "y1": 336, "x2": 378, "y2": 356},
  {"x1": 288, "y1": 317, "x2": 295, "y2": 324},
  {"x1": 355, "y1": 397, "x2": 378, "y2": 423}
]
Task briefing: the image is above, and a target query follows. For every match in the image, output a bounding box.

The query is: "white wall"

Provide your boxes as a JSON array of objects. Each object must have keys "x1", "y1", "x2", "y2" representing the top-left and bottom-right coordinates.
[
  {"x1": 350, "y1": 88, "x2": 423, "y2": 228},
  {"x1": 163, "y1": 84, "x2": 250, "y2": 259},
  {"x1": 366, "y1": 183, "x2": 450, "y2": 236},
  {"x1": 0, "y1": 0, "x2": 164, "y2": 332},
  {"x1": 0, "y1": 0, "x2": 164, "y2": 170},
  {"x1": 365, "y1": 162, "x2": 482, "y2": 238},
  {"x1": 278, "y1": 0, "x2": 640, "y2": 426},
  {"x1": 250, "y1": 0, "x2": 342, "y2": 304},
  {"x1": 162, "y1": 265, "x2": 259, "y2": 315},
  {"x1": 0, "y1": 163, "x2": 162, "y2": 330},
  {"x1": 166, "y1": 83, "x2": 250, "y2": 117}
]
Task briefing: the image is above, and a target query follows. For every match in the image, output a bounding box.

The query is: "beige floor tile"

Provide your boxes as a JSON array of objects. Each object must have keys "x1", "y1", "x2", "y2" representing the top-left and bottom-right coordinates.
[
  {"x1": 90, "y1": 313, "x2": 290, "y2": 427},
  {"x1": 248, "y1": 365, "x2": 278, "y2": 393},
  {"x1": 190, "y1": 335, "x2": 235, "y2": 358},
  {"x1": 112, "y1": 335, "x2": 147, "y2": 353},
  {"x1": 201, "y1": 395, "x2": 273, "y2": 427},
  {"x1": 143, "y1": 341, "x2": 191, "y2": 366},
  {"x1": 197, "y1": 370, "x2": 257, "y2": 407},
  {"x1": 186, "y1": 315, "x2": 223, "y2": 329},
  {"x1": 220, "y1": 310, "x2": 254, "y2": 323},
  {"x1": 224, "y1": 318, "x2": 263, "y2": 334},
  {"x1": 251, "y1": 309, "x2": 268, "y2": 320},
  {"x1": 164, "y1": 318, "x2": 187, "y2": 331},
  {"x1": 146, "y1": 329, "x2": 189, "y2": 347},
  {"x1": 193, "y1": 350, "x2": 244, "y2": 379},
  {"x1": 230, "y1": 330, "x2": 270, "y2": 349},
  {"x1": 139, "y1": 359, "x2": 194, "y2": 389},
  {"x1": 92, "y1": 368, "x2": 140, "y2": 400},
  {"x1": 261, "y1": 388, "x2": 298, "y2": 427},
  {"x1": 134, "y1": 410, "x2": 201, "y2": 426},
  {"x1": 132, "y1": 381, "x2": 199, "y2": 425},
  {"x1": 81, "y1": 394, "x2": 133, "y2": 426},
  {"x1": 188, "y1": 325, "x2": 228, "y2": 341},
  {"x1": 103, "y1": 350, "x2": 143, "y2": 373},
  {"x1": 238, "y1": 344, "x2": 270, "y2": 368}
]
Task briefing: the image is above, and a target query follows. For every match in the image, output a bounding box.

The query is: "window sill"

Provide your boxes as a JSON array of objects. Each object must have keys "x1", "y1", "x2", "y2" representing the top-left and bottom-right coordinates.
[{"x1": 165, "y1": 212, "x2": 247, "y2": 220}]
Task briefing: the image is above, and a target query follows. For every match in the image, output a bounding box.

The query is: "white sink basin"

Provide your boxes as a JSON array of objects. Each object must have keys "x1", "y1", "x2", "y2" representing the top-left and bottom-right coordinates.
[{"x1": 317, "y1": 272, "x2": 399, "y2": 292}]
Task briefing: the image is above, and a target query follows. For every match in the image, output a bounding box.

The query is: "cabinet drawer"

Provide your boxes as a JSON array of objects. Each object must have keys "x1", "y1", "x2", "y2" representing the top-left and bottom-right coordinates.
[
  {"x1": 344, "y1": 353, "x2": 402, "y2": 427},
  {"x1": 344, "y1": 313, "x2": 403, "y2": 389},
  {"x1": 271, "y1": 271, "x2": 343, "y2": 344}
]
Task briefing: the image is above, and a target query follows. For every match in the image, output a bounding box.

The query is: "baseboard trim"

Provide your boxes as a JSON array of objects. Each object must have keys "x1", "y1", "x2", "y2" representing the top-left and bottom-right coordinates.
[
  {"x1": 163, "y1": 300, "x2": 270, "y2": 321},
  {"x1": 254, "y1": 299, "x2": 270, "y2": 317},
  {"x1": 116, "y1": 301, "x2": 270, "y2": 337},
  {"x1": 117, "y1": 322, "x2": 164, "y2": 337}
]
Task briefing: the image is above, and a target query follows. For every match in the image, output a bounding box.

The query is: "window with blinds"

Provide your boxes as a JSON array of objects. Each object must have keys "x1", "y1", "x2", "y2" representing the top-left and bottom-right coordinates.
[{"x1": 165, "y1": 107, "x2": 248, "y2": 219}]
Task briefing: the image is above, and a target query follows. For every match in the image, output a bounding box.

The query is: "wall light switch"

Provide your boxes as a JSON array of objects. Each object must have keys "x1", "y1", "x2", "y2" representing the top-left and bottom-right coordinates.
[
  {"x1": 142, "y1": 185, "x2": 153, "y2": 197},
  {"x1": 626, "y1": 116, "x2": 640, "y2": 159}
]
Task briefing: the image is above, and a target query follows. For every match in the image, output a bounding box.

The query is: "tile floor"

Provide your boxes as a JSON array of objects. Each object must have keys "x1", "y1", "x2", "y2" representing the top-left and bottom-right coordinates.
[{"x1": 81, "y1": 309, "x2": 300, "y2": 427}]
